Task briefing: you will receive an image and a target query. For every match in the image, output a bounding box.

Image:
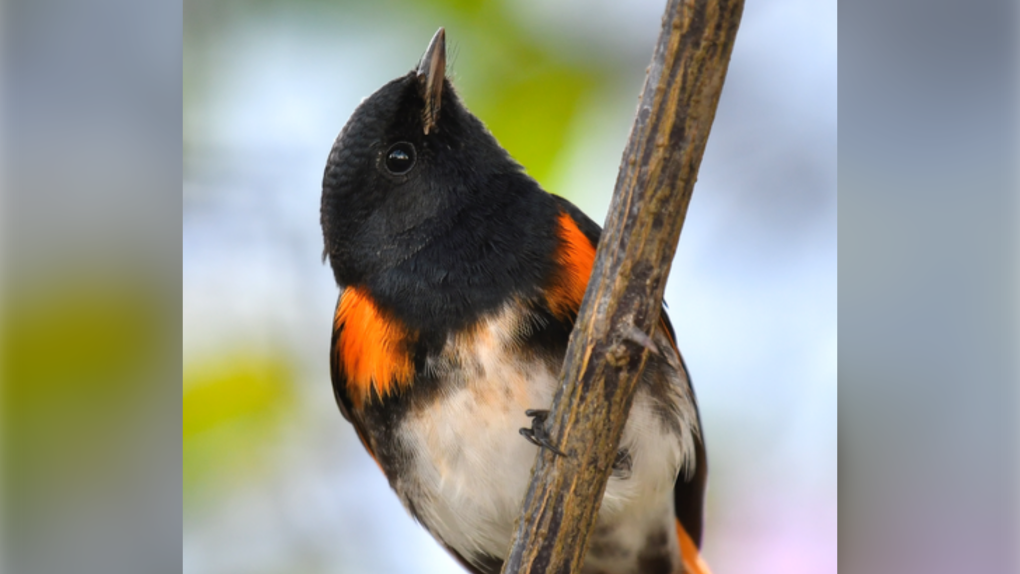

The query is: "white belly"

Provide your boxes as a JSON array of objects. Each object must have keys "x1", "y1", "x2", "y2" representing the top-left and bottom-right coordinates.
[
  {"x1": 394, "y1": 305, "x2": 690, "y2": 570},
  {"x1": 401, "y1": 351, "x2": 558, "y2": 560}
]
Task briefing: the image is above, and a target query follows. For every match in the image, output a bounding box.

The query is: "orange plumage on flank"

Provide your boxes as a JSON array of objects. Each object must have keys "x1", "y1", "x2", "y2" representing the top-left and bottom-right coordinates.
[
  {"x1": 546, "y1": 212, "x2": 598, "y2": 320},
  {"x1": 334, "y1": 286, "x2": 415, "y2": 408}
]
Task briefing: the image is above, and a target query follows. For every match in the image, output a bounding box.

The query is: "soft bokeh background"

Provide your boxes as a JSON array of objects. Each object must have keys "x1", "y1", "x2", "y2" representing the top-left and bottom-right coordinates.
[
  {"x1": 183, "y1": 1, "x2": 835, "y2": 573},
  {"x1": 3, "y1": 0, "x2": 182, "y2": 572},
  {"x1": 838, "y1": 0, "x2": 1019, "y2": 571}
]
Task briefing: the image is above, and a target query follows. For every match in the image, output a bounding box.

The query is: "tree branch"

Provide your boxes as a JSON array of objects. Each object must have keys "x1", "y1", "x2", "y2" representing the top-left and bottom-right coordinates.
[{"x1": 499, "y1": 0, "x2": 743, "y2": 572}]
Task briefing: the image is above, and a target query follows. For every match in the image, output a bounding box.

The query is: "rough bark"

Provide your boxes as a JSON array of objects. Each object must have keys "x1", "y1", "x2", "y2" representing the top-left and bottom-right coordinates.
[{"x1": 499, "y1": 0, "x2": 743, "y2": 572}]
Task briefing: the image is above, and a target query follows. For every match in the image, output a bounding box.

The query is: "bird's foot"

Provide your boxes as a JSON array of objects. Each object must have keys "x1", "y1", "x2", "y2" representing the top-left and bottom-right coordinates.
[{"x1": 519, "y1": 409, "x2": 567, "y2": 457}]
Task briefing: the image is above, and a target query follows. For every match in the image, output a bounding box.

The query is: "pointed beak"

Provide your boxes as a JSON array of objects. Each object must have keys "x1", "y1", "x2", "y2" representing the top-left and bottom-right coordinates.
[{"x1": 416, "y1": 27, "x2": 446, "y2": 135}]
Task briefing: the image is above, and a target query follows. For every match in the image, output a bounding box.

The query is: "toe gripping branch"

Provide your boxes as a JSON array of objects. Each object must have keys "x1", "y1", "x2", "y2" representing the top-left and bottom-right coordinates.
[{"x1": 520, "y1": 409, "x2": 567, "y2": 457}]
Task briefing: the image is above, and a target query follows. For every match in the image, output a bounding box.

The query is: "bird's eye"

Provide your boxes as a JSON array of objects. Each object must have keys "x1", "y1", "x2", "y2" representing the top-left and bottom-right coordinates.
[{"x1": 384, "y1": 142, "x2": 416, "y2": 175}]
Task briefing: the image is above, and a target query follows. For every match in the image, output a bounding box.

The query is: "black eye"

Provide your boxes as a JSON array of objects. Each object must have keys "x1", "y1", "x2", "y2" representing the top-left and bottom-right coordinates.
[{"x1": 384, "y1": 142, "x2": 416, "y2": 174}]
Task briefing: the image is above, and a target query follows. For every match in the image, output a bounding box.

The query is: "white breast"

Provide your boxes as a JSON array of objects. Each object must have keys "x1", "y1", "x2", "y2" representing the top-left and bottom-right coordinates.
[{"x1": 395, "y1": 302, "x2": 694, "y2": 572}]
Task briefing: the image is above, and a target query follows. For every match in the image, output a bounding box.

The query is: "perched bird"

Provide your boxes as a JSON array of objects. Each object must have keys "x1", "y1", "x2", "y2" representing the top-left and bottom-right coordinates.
[{"x1": 321, "y1": 28, "x2": 709, "y2": 574}]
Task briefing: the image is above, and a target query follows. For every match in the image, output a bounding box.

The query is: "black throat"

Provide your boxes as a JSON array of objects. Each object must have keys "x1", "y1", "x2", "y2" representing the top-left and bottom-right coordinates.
[{"x1": 365, "y1": 172, "x2": 560, "y2": 337}]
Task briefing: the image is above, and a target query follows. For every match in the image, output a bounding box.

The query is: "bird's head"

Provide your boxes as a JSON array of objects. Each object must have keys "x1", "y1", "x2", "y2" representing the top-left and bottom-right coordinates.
[{"x1": 321, "y1": 28, "x2": 520, "y2": 286}]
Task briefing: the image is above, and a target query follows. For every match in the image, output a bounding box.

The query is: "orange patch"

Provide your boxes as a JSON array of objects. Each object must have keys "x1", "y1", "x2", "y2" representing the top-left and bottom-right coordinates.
[
  {"x1": 334, "y1": 286, "x2": 415, "y2": 408},
  {"x1": 547, "y1": 212, "x2": 597, "y2": 320},
  {"x1": 676, "y1": 518, "x2": 712, "y2": 574}
]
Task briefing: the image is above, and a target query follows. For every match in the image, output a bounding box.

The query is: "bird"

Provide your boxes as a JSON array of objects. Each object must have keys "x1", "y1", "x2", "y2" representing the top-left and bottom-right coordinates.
[{"x1": 321, "y1": 28, "x2": 710, "y2": 574}]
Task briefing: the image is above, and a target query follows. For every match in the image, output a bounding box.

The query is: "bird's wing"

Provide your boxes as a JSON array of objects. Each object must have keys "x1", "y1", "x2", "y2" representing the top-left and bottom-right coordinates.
[{"x1": 657, "y1": 311, "x2": 709, "y2": 549}]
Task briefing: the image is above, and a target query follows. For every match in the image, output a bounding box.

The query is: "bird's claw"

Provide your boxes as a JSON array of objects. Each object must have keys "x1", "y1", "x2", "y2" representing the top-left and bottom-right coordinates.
[{"x1": 519, "y1": 409, "x2": 567, "y2": 457}]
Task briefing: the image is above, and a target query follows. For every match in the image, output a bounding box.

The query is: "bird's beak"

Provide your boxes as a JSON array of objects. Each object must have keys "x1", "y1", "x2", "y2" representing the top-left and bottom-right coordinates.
[{"x1": 417, "y1": 27, "x2": 446, "y2": 135}]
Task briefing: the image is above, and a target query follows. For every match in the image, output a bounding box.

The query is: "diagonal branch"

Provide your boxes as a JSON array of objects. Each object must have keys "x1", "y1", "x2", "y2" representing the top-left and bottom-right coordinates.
[{"x1": 499, "y1": 0, "x2": 743, "y2": 572}]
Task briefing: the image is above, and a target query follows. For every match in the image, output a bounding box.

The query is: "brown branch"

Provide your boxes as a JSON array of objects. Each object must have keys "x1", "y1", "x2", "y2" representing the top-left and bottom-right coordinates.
[{"x1": 499, "y1": 0, "x2": 743, "y2": 572}]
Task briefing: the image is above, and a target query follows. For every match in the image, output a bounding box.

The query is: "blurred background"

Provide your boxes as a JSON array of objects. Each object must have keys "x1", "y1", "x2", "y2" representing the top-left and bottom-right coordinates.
[
  {"x1": 183, "y1": 1, "x2": 835, "y2": 574},
  {"x1": 839, "y1": 0, "x2": 1019, "y2": 571}
]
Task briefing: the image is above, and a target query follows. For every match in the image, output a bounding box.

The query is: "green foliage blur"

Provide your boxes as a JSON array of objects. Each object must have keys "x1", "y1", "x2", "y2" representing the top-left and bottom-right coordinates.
[
  {"x1": 2, "y1": 269, "x2": 178, "y2": 571},
  {"x1": 185, "y1": 0, "x2": 619, "y2": 189},
  {"x1": 4, "y1": 277, "x2": 159, "y2": 500},
  {"x1": 184, "y1": 353, "x2": 297, "y2": 506}
]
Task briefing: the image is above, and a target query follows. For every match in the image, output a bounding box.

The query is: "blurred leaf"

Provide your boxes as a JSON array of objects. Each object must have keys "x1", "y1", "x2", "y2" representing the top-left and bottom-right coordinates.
[
  {"x1": 183, "y1": 352, "x2": 297, "y2": 504},
  {"x1": 4, "y1": 280, "x2": 157, "y2": 388},
  {"x1": 2, "y1": 274, "x2": 170, "y2": 562},
  {"x1": 3, "y1": 278, "x2": 161, "y2": 481},
  {"x1": 438, "y1": 4, "x2": 605, "y2": 188},
  {"x1": 472, "y1": 62, "x2": 598, "y2": 188}
]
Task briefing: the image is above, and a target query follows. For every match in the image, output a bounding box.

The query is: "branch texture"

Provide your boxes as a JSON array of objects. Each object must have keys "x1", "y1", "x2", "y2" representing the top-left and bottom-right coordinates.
[{"x1": 500, "y1": 0, "x2": 743, "y2": 572}]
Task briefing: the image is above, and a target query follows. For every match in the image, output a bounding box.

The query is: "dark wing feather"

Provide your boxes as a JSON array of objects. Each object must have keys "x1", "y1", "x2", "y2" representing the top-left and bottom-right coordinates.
[{"x1": 659, "y1": 311, "x2": 708, "y2": 548}]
